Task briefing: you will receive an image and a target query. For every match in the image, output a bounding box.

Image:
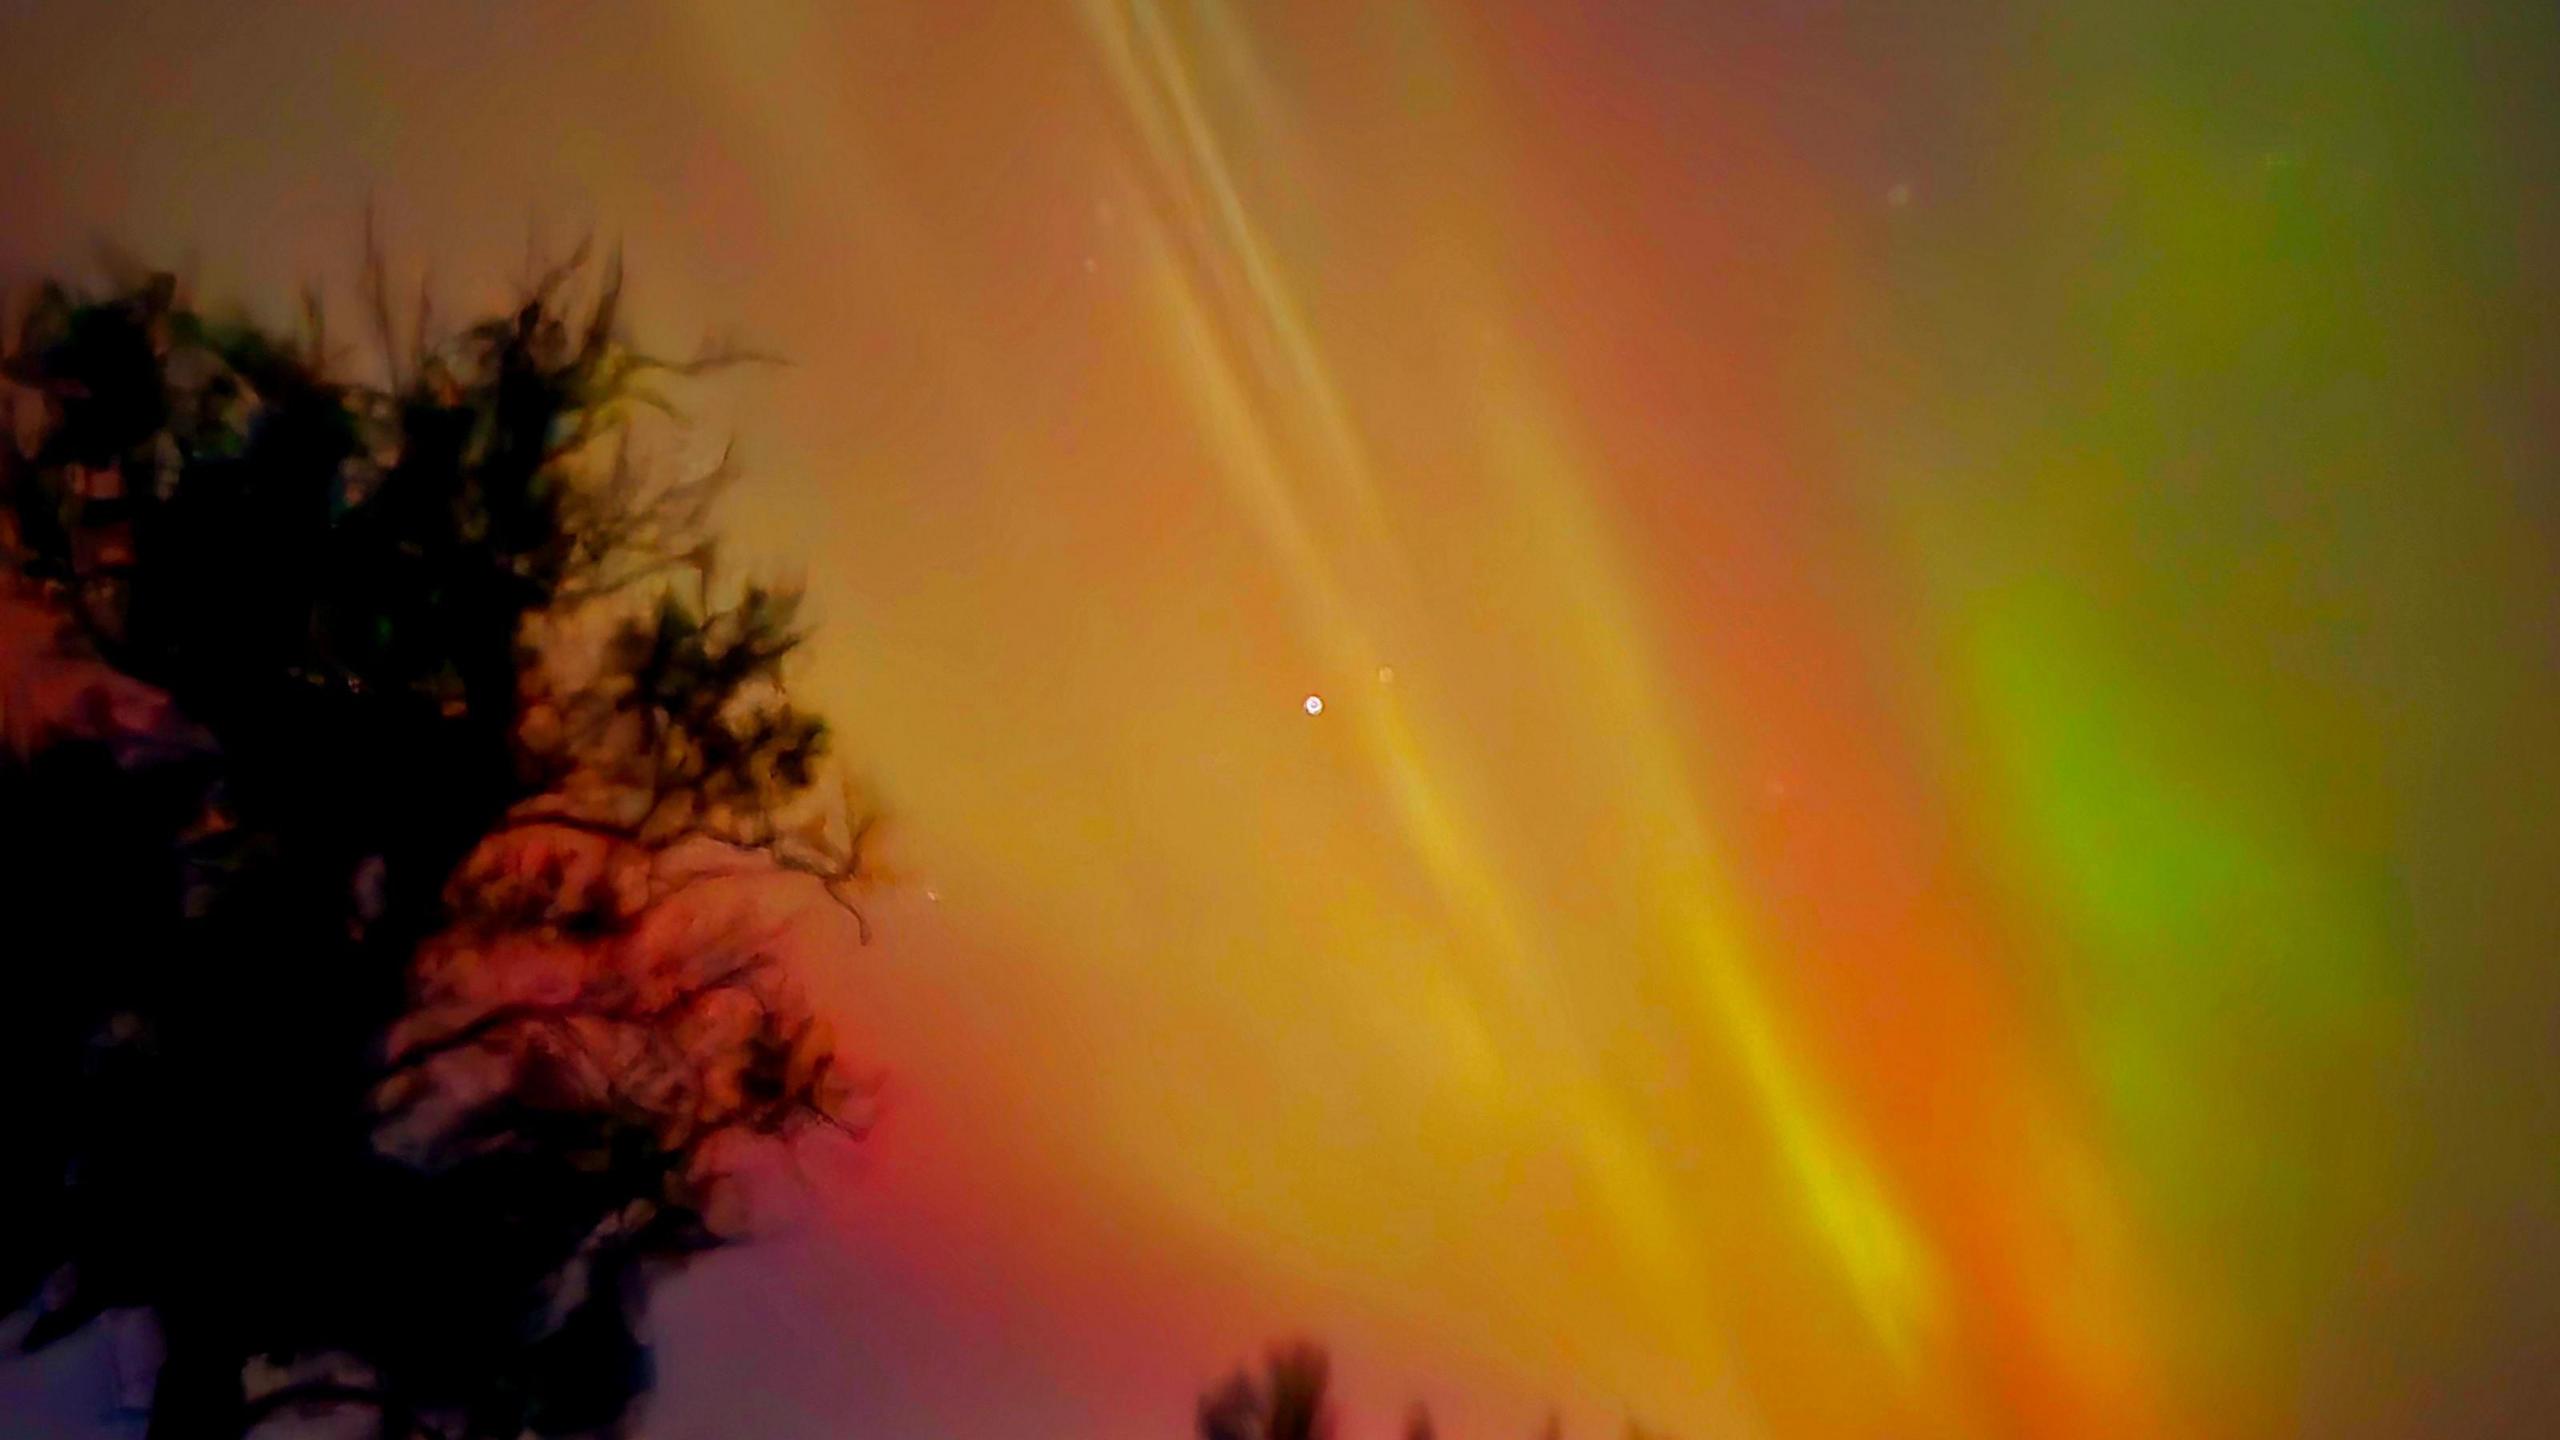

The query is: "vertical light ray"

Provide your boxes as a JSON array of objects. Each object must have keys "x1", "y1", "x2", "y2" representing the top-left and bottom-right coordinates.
[
  {"x1": 1082, "y1": 0, "x2": 1943, "y2": 1398},
  {"x1": 1471, "y1": 374, "x2": 1940, "y2": 1372},
  {"x1": 1081, "y1": 0, "x2": 1407, "y2": 579}
]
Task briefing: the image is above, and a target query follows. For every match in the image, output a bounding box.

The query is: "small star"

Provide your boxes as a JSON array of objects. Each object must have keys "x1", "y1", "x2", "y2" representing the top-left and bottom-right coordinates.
[
  {"x1": 1887, "y1": 182, "x2": 1914, "y2": 208},
  {"x1": 1303, "y1": 694, "x2": 1324, "y2": 716},
  {"x1": 1376, "y1": 665, "x2": 1395, "y2": 685}
]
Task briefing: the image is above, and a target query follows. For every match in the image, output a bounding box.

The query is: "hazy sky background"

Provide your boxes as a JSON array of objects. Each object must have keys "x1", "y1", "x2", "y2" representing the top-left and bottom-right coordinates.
[{"x1": 4, "y1": 3, "x2": 2557, "y2": 1436}]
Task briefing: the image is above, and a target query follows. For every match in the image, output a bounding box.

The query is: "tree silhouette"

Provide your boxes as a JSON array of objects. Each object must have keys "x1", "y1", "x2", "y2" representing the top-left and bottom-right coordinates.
[
  {"x1": 1195, "y1": 1341, "x2": 1339, "y2": 1440},
  {"x1": 0, "y1": 244, "x2": 869, "y2": 1439},
  {"x1": 1190, "y1": 1342, "x2": 1676, "y2": 1440}
]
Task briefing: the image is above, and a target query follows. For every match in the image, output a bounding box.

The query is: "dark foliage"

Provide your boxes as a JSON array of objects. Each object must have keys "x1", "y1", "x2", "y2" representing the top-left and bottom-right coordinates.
[
  {"x1": 1192, "y1": 1342, "x2": 1674, "y2": 1440},
  {"x1": 0, "y1": 247, "x2": 868, "y2": 1439},
  {"x1": 1196, "y1": 1341, "x2": 1339, "y2": 1440}
]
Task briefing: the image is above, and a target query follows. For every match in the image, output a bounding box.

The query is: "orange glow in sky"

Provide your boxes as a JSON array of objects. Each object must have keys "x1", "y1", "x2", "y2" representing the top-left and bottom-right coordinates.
[{"x1": 6, "y1": 3, "x2": 2557, "y2": 1437}]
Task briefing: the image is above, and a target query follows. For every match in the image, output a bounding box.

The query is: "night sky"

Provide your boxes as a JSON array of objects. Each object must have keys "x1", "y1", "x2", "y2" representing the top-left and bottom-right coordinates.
[{"x1": 4, "y1": 3, "x2": 2557, "y2": 1436}]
